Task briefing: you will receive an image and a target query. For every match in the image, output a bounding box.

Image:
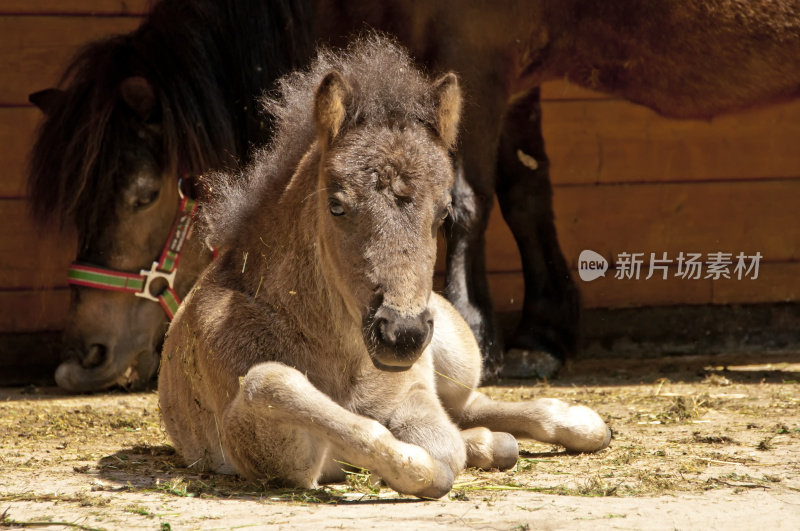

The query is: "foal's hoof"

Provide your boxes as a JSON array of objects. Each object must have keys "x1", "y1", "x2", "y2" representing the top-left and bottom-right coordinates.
[
  {"x1": 498, "y1": 348, "x2": 562, "y2": 380},
  {"x1": 491, "y1": 432, "x2": 519, "y2": 471},
  {"x1": 414, "y1": 461, "x2": 454, "y2": 500}
]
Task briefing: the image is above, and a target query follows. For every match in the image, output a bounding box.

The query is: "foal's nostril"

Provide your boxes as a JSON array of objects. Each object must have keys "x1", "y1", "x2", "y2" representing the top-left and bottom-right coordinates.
[
  {"x1": 377, "y1": 318, "x2": 397, "y2": 344},
  {"x1": 80, "y1": 344, "x2": 108, "y2": 369},
  {"x1": 376, "y1": 312, "x2": 432, "y2": 351}
]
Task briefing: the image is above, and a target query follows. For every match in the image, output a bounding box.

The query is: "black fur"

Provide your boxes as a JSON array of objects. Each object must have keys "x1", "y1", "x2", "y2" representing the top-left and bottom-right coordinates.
[{"x1": 27, "y1": 0, "x2": 314, "y2": 249}]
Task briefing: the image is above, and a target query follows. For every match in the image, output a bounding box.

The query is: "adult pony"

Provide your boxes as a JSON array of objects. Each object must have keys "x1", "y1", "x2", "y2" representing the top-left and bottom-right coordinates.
[
  {"x1": 314, "y1": 0, "x2": 800, "y2": 377},
  {"x1": 158, "y1": 37, "x2": 611, "y2": 498},
  {"x1": 30, "y1": 0, "x2": 800, "y2": 390},
  {"x1": 28, "y1": 0, "x2": 313, "y2": 391}
]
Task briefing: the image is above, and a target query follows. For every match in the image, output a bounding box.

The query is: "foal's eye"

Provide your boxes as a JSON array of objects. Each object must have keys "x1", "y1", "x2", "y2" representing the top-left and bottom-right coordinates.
[
  {"x1": 329, "y1": 199, "x2": 346, "y2": 217},
  {"x1": 441, "y1": 202, "x2": 453, "y2": 221}
]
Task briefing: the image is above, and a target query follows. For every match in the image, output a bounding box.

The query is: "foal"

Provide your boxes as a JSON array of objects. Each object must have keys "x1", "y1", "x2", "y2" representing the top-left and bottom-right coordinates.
[{"x1": 159, "y1": 37, "x2": 610, "y2": 498}]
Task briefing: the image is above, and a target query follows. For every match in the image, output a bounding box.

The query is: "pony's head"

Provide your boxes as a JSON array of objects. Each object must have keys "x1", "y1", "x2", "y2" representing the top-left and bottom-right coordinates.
[
  {"x1": 30, "y1": 73, "x2": 212, "y2": 392},
  {"x1": 26, "y1": 25, "x2": 235, "y2": 391},
  {"x1": 27, "y1": 0, "x2": 314, "y2": 391},
  {"x1": 310, "y1": 43, "x2": 462, "y2": 371}
]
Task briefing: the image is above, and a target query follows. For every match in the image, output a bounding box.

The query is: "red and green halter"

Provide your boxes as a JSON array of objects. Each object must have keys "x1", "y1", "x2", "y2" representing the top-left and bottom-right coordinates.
[{"x1": 66, "y1": 194, "x2": 198, "y2": 320}]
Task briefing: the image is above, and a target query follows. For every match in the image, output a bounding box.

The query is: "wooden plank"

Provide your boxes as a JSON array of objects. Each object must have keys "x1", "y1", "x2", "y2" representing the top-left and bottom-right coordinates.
[
  {"x1": 486, "y1": 269, "x2": 712, "y2": 311},
  {"x1": 0, "y1": 15, "x2": 143, "y2": 105},
  {"x1": 712, "y1": 262, "x2": 800, "y2": 305},
  {"x1": 482, "y1": 261, "x2": 800, "y2": 312},
  {"x1": 0, "y1": 107, "x2": 41, "y2": 197},
  {"x1": 542, "y1": 99, "x2": 800, "y2": 185},
  {"x1": 479, "y1": 179, "x2": 800, "y2": 274},
  {"x1": 440, "y1": 177, "x2": 800, "y2": 281},
  {"x1": 8, "y1": 96, "x2": 800, "y2": 199},
  {"x1": 9, "y1": 261, "x2": 799, "y2": 334},
  {"x1": 0, "y1": 288, "x2": 69, "y2": 332},
  {"x1": 550, "y1": 180, "x2": 800, "y2": 267},
  {"x1": 0, "y1": 1, "x2": 150, "y2": 16},
  {"x1": 0, "y1": 200, "x2": 76, "y2": 290},
  {"x1": 0, "y1": 332, "x2": 61, "y2": 386}
]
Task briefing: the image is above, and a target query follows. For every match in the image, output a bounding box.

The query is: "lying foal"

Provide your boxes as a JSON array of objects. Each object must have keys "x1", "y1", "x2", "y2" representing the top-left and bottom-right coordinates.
[{"x1": 159, "y1": 37, "x2": 610, "y2": 499}]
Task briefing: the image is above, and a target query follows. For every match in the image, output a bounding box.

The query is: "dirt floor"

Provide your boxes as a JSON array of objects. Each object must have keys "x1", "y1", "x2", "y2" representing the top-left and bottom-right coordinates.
[{"x1": 1, "y1": 354, "x2": 799, "y2": 530}]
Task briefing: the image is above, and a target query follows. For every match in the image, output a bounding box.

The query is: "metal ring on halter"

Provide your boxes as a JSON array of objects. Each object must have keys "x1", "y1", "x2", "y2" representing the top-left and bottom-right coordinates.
[{"x1": 66, "y1": 179, "x2": 199, "y2": 320}]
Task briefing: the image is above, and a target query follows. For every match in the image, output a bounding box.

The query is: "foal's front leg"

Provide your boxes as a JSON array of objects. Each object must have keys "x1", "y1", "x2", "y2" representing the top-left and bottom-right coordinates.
[
  {"x1": 382, "y1": 367, "x2": 467, "y2": 481},
  {"x1": 221, "y1": 362, "x2": 454, "y2": 498}
]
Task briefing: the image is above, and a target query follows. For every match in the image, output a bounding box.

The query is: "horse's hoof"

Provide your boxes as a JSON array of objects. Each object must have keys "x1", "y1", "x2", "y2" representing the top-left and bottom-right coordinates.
[
  {"x1": 600, "y1": 426, "x2": 613, "y2": 450},
  {"x1": 498, "y1": 348, "x2": 562, "y2": 379},
  {"x1": 491, "y1": 432, "x2": 519, "y2": 471},
  {"x1": 414, "y1": 461, "x2": 454, "y2": 500}
]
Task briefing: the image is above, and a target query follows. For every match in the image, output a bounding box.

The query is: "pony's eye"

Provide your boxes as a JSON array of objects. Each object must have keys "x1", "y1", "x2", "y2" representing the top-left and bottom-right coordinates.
[
  {"x1": 134, "y1": 189, "x2": 159, "y2": 210},
  {"x1": 329, "y1": 199, "x2": 346, "y2": 217}
]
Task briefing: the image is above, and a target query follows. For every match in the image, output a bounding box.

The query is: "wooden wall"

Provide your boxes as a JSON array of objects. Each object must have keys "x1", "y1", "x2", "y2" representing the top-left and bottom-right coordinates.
[
  {"x1": 2, "y1": 2, "x2": 799, "y2": 342},
  {"x1": 484, "y1": 83, "x2": 800, "y2": 311},
  {"x1": 1, "y1": 3, "x2": 148, "y2": 336}
]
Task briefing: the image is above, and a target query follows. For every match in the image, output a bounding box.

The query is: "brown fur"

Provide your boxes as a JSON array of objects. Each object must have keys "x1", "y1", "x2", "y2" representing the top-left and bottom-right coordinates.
[
  {"x1": 159, "y1": 37, "x2": 610, "y2": 498},
  {"x1": 315, "y1": 0, "x2": 800, "y2": 377}
]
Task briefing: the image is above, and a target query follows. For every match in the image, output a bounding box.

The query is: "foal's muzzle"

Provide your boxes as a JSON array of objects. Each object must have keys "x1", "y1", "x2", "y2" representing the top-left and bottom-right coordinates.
[{"x1": 365, "y1": 305, "x2": 434, "y2": 371}]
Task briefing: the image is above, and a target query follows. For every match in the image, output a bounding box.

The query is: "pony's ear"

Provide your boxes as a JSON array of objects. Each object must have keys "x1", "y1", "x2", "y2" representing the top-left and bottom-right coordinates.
[
  {"x1": 29, "y1": 88, "x2": 65, "y2": 115},
  {"x1": 314, "y1": 70, "x2": 351, "y2": 144},
  {"x1": 119, "y1": 76, "x2": 156, "y2": 120},
  {"x1": 432, "y1": 73, "x2": 462, "y2": 150}
]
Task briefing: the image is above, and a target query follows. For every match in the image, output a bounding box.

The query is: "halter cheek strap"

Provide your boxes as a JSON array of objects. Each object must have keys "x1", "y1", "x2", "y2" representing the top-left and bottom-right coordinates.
[{"x1": 66, "y1": 196, "x2": 198, "y2": 320}]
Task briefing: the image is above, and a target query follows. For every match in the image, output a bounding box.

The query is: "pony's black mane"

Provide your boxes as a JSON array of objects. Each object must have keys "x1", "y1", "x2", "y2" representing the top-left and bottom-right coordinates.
[
  {"x1": 28, "y1": 0, "x2": 313, "y2": 247},
  {"x1": 206, "y1": 36, "x2": 442, "y2": 249}
]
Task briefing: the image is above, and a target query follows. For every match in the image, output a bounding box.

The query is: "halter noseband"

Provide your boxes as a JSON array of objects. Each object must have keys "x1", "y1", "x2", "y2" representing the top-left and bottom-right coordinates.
[{"x1": 66, "y1": 190, "x2": 198, "y2": 320}]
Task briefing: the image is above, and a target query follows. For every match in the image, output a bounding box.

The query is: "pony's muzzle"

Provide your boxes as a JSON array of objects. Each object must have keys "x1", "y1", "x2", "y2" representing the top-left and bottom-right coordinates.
[{"x1": 367, "y1": 306, "x2": 434, "y2": 371}]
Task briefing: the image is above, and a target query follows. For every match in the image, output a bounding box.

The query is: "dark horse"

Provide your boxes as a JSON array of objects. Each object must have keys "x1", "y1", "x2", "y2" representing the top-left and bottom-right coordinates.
[
  {"x1": 159, "y1": 37, "x2": 610, "y2": 498},
  {"x1": 28, "y1": 0, "x2": 313, "y2": 391},
  {"x1": 315, "y1": 0, "x2": 800, "y2": 377},
  {"x1": 30, "y1": 0, "x2": 800, "y2": 391}
]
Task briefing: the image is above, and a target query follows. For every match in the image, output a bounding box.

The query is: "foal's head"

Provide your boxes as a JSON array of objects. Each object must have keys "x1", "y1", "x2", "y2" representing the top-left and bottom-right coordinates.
[{"x1": 311, "y1": 58, "x2": 462, "y2": 371}]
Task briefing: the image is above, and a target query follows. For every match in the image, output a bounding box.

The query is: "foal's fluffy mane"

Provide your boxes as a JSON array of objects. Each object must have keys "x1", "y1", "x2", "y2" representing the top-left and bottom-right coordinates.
[{"x1": 204, "y1": 35, "x2": 442, "y2": 249}]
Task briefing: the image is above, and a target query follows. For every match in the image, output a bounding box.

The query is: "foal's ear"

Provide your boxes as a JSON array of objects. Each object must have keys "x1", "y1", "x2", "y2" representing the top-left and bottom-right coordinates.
[
  {"x1": 119, "y1": 76, "x2": 156, "y2": 120},
  {"x1": 432, "y1": 73, "x2": 462, "y2": 150},
  {"x1": 29, "y1": 88, "x2": 65, "y2": 116},
  {"x1": 314, "y1": 70, "x2": 351, "y2": 144}
]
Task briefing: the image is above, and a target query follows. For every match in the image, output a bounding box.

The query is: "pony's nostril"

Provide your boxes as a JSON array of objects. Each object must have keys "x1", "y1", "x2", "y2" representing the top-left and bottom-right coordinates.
[{"x1": 80, "y1": 344, "x2": 107, "y2": 369}]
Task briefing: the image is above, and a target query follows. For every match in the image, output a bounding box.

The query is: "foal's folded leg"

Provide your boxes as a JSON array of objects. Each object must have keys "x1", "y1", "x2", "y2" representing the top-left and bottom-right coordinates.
[
  {"x1": 221, "y1": 362, "x2": 454, "y2": 498},
  {"x1": 456, "y1": 393, "x2": 612, "y2": 453},
  {"x1": 384, "y1": 382, "x2": 467, "y2": 482}
]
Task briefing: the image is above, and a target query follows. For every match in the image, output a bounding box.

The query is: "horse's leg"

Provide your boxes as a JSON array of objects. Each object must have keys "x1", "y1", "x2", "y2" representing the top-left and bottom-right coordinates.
[
  {"x1": 220, "y1": 361, "x2": 454, "y2": 498},
  {"x1": 495, "y1": 87, "x2": 580, "y2": 379},
  {"x1": 444, "y1": 90, "x2": 507, "y2": 378}
]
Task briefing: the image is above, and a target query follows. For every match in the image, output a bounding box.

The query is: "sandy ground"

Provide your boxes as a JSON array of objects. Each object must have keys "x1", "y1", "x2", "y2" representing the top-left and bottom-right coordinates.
[{"x1": 1, "y1": 356, "x2": 799, "y2": 530}]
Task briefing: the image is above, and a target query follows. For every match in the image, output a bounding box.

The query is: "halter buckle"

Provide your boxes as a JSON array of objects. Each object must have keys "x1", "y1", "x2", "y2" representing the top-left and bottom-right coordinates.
[{"x1": 135, "y1": 261, "x2": 177, "y2": 302}]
